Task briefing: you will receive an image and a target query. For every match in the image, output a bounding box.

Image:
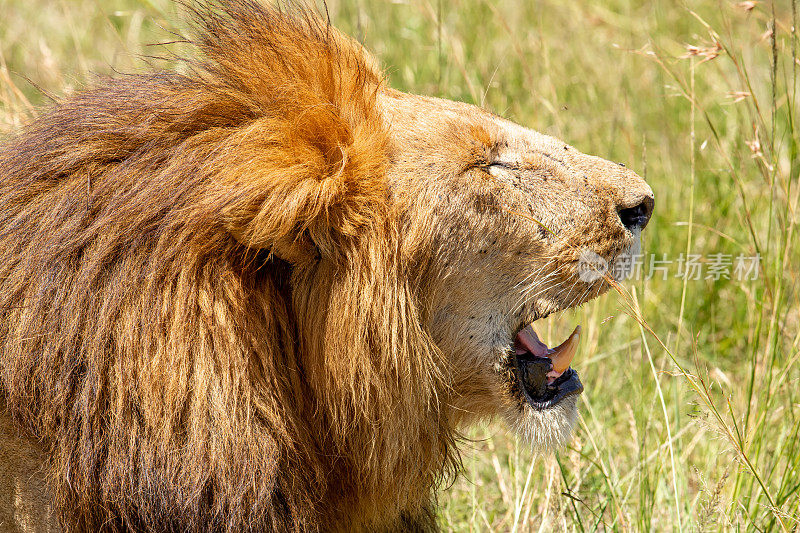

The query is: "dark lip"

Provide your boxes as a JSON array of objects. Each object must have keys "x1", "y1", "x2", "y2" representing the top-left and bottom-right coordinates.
[
  {"x1": 520, "y1": 367, "x2": 583, "y2": 410},
  {"x1": 511, "y1": 353, "x2": 584, "y2": 411}
]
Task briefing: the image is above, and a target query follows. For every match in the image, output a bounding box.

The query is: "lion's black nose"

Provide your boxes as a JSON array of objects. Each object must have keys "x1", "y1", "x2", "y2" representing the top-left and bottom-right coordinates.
[{"x1": 618, "y1": 195, "x2": 654, "y2": 231}]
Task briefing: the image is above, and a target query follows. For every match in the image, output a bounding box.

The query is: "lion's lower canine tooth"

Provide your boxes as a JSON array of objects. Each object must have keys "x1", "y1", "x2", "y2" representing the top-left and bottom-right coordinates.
[{"x1": 550, "y1": 326, "x2": 581, "y2": 374}]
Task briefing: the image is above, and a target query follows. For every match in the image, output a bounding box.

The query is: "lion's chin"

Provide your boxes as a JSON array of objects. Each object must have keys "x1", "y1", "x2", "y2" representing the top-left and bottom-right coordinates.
[{"x1": 504, "y1": 395, "x2": 580, "y2": 449}]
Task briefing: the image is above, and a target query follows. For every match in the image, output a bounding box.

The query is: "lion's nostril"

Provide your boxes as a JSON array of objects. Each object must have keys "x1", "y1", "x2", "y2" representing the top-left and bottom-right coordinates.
[{"x1": 618, "y1": 196, "x2": 654, "y2": 231}]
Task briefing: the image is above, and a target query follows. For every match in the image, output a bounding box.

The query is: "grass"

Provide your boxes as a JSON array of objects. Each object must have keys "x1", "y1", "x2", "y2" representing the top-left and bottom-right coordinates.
[{"x1": 1, "y1": 0, "x2": 799, "y2": 531}]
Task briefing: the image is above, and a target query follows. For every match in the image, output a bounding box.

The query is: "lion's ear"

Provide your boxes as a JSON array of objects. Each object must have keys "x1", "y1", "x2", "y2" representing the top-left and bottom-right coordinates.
[{"x1": 196, "y1": 3, "x2": 389, "y2": 263}]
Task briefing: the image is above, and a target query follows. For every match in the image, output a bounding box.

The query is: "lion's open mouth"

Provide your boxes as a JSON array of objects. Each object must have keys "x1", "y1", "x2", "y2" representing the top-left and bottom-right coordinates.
[{"x1": 511, "y1": 324, "x2": 584, "y2": 410}]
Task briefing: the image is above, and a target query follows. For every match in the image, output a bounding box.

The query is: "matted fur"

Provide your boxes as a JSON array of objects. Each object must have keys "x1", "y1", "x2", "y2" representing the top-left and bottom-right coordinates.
[{"x1": 0, "y1": 2, "x2": 454, "y2": 530}]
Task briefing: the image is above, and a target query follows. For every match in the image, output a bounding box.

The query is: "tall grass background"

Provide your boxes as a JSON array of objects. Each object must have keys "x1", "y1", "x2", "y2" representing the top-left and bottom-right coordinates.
[{"x1": 1, "y1": 0, "x2": 798, "y2": 530}]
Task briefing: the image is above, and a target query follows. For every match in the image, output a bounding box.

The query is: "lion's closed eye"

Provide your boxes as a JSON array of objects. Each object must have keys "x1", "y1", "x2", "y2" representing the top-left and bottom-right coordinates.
[{"x1": 484, "y1": 160, "x2": 519, "y2": 176}]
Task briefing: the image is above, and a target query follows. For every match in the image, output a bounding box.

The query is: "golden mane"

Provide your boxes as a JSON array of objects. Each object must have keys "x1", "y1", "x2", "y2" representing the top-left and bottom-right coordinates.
[{"x1": 0, "y1": 1, "x2": 456, "y2": 529}]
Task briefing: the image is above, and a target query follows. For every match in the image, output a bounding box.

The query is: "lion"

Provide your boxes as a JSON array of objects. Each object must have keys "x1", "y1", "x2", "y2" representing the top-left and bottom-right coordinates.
[{"x1": 0, "y1": 2, "x2": 654, "y2": 531}]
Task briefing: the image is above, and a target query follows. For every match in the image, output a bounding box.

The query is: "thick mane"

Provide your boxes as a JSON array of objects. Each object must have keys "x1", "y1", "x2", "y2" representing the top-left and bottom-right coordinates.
[{"x1": 0, "y1": 2, "x2": 455, "y2": 530}]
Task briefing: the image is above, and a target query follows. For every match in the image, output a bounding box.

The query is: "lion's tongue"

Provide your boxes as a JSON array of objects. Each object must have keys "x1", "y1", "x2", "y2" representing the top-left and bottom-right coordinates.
[{"x1": 514, "y1": 325, "x2": 581, "y2": 382}]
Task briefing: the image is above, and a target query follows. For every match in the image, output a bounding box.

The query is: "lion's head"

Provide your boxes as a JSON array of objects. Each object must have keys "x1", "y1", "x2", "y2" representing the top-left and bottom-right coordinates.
[
  {"x1": 0, "y1": 2, "x2": 652, "y2": 530},
  {"x1": 380, "y1": 90, "x2": 653, "y2": 451}
]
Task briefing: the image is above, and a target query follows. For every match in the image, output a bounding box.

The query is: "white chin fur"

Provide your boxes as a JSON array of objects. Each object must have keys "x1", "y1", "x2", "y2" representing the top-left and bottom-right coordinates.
[{"x1": 504, "y1": 395, "x2": 579, "y2": 449}]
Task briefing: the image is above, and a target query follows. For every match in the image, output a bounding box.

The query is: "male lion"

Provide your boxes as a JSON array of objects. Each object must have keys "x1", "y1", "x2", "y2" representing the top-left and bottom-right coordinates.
[{"x1": 0, "y1": 2, "x2": 653, "y2": 531}]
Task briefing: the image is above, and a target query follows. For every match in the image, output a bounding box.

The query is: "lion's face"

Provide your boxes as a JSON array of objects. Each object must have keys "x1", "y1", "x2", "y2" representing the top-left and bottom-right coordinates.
[{"x1": 381, "y1": 90, "x2": 654, "y2": 447}]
